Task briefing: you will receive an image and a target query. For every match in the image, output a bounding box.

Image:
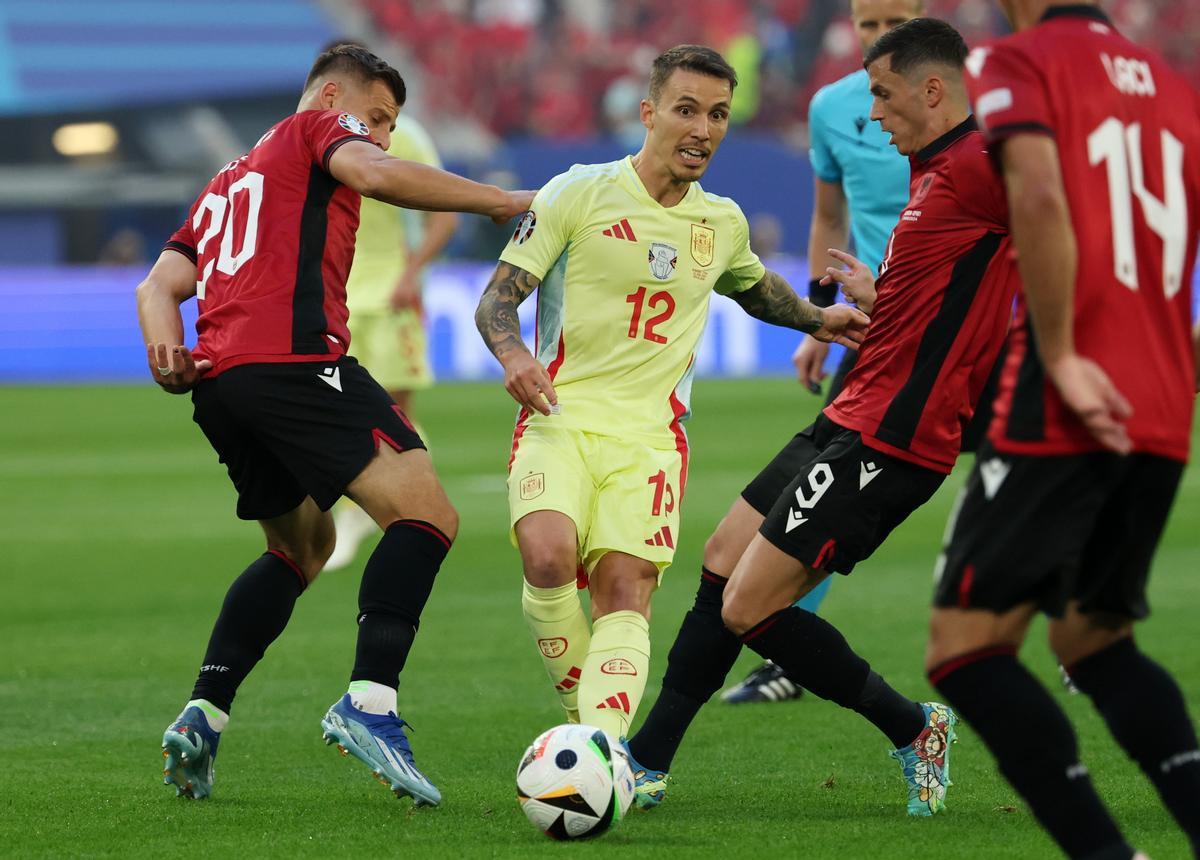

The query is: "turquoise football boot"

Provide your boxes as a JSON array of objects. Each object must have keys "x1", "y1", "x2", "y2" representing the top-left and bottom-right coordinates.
[
  {"x1": 890, "y1": 701, "x2": 959, "y2": 816},
  {"x1": 161, "y1": 705, "x2": 220, "y2": 799},
  {"x1": 620, "y1": 738, "x2": 669, "y2": 810}
]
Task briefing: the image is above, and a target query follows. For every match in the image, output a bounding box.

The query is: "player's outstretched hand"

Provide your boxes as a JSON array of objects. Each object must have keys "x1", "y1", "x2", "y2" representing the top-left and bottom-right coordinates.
[
  {"x1": 823, "y1": 248, "x2": 876, "y2": 312},
  {"x1": 1046, "y1": 353, "x2": 1133, "y2": 454},
  {"x1": 811, "y1": 304, "x2": 870, "y2": 351},
  {"x1": 147, "y1": 342, "x2": 211, "y2": 394},
  {"x1": 492, "y1": 190, "x2": 537, "y2": 224},
  {"x1": 792, "y1": 337, "x2": 829, "y2": 394},
  {"x1": 500, "y1": 348, "x2": 559, "y2": 416}
]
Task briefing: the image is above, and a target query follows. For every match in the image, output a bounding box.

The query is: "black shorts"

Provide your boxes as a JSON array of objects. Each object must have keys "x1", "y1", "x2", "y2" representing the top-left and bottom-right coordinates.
[
  {"x1": 191, "y1": 356, "x2": 425, "y2": 520},
  {"x1": 933, "y1": 444, "x2": 1183, "y2": 619},
  {"x1": 744, "y1": 414, "x2": 947, "y2": 574}
]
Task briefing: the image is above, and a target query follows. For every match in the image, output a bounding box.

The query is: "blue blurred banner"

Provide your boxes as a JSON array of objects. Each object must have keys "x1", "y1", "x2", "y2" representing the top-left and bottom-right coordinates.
[
  {"x1": 4, "y1": 260, "x2": 1199, "y2": 384},
  {"x1": 0, "y1": 258, "x2": 818, "y2": 383}
]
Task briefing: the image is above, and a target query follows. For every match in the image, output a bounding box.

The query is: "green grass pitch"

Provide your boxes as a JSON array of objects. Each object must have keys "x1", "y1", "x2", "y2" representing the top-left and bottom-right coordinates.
[{"x1": 2, "y1": 378, "x2": 1197, "y2": 858}]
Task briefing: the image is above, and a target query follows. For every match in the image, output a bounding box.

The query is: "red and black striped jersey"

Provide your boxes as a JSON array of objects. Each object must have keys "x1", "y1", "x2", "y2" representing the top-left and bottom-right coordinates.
[
  {"x1": 824, "y1": 119, "x2": 1018, "y2": 473},
  {"x1": 164, "y1": 109, "x2": 377, "y2": 376},
  {"x1": 967, "y1": 5, "x2": 1200, "y2": 462}
]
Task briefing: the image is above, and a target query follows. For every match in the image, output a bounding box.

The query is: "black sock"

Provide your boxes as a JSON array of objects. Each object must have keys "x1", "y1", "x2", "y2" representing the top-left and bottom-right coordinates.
[
  {"x1": 741, "y1": 606, "x2": 924, "y2": 748},
  {"x1": 350, "y1": 519, "x2": 451, "y2": 688},
  {"x1": 931, "y1": 649, "x2": 1131, "y2": 859},
  {"x1": 629, "y1": 568, "x2": 742, "y2": 772},
  {"x1": 190, "y1": 551, "x2": 306, "y2": 714},
  {"x1": 1069, "y1": 638, "x2": 1200, "y2": 854}
]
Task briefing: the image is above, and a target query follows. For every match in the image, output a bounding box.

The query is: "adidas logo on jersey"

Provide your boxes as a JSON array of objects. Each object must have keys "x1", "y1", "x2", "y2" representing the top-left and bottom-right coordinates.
[
  {"x1": 602, "y1": 218, "x2": 637, "y2": 241},
  {"x1": 318, "y1": 366, "x2": 342, "y2": 392}
]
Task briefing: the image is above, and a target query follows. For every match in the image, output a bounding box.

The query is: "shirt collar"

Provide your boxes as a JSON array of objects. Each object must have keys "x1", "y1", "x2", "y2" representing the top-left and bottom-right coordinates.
[
  {"x1": 1041, "y1": 4, "x2": 1110, "y2": 24},
  {"x1": 914, "y1": 115, "x2": 978, "y2": 164}
]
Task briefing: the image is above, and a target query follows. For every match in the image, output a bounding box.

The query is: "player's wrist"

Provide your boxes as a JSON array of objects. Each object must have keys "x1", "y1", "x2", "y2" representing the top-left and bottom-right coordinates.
[{"x1": 808, "y1": 277, "x2": 836, "y2": 308}]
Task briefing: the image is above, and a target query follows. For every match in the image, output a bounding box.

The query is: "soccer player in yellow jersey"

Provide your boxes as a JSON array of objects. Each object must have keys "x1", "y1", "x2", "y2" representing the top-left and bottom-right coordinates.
[
  {"x1": 474, "y1": 45, "x2": 869, "y2": 741},
  {"x1": 327, "y1": 113, "x2": 460, "y2": 569}
]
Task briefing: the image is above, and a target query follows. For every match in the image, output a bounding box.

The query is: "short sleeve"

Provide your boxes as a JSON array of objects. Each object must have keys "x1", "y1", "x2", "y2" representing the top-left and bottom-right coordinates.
[
  {"x1": 966, "y1": 42, "x2": 1054, "y2": 143},
  {"x1": 300, "y1": 110, "x2": 378, "y2": 172},
  {"x1": 163, "y1": 216, "x2": 197, "y2": 264},
  {"x1": 497, "y1": 170, "x2": 585, "y2": 280},
  {"x1": 714, "y1": 204, "x2": 765, "y2": 296},
  {"x1": 808, "y1": 91, "x2": 842, "y2": 184}
]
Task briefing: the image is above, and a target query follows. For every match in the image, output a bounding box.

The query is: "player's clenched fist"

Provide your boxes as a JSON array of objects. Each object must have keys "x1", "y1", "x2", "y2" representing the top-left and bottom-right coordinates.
[{"x1": 500, "y1": 349, "x2": 559, "y2": 416}]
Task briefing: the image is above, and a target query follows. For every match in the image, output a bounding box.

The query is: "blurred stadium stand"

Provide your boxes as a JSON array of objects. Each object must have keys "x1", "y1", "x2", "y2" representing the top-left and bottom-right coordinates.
[{"x1": 0, "y1": 0, "x2": 1196, "y2": 383}]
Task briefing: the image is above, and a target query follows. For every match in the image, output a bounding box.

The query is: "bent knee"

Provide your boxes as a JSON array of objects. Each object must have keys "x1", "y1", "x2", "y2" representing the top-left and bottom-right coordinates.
[
  {"x1": 268, "y1": 535, "x2": 332, "y2": 585},
  {"x1": 522, "y1": 547, "x2": 577, "y2": 588},
  {"x1": 424, "y1": 500, "x2": 459, "y2": 543},
  {"x1": 720, "y1": 592, "x2": 757, "y2": 637}
]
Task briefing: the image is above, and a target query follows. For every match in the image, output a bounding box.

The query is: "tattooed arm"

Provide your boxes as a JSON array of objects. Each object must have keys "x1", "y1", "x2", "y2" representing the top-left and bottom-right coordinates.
[
  {"x1": 475, "y1": 261, "x2": 558, "y2": 415},
  {"x1": 732, "y1": 269, "x2": 871, "y2": 348}
]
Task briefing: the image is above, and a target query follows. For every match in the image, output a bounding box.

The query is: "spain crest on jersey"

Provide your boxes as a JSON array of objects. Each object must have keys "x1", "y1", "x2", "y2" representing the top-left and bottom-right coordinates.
[
  {"x1": 648, "y1": 242, "x2": 677, "y2": 280},
  {"x1": 690, "y1": 224, "x2": 714, "y2": 267}
]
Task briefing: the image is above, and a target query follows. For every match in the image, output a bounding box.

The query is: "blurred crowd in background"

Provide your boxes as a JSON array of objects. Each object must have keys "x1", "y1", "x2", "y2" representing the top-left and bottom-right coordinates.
[{"x1": 370, "y1": 0, "x2": 1200, "y2": 142}]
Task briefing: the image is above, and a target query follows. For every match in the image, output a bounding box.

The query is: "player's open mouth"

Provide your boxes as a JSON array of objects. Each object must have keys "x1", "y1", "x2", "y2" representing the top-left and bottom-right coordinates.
[{"x1": 678, "y1": 147, "x2": 708, "y2": 166}]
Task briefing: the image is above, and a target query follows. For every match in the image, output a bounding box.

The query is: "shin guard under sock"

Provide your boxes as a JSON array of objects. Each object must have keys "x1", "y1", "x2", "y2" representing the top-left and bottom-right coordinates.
[
  {"x1": 578, "y1": 610, "x2": 651, "y2": 739},
  {"x1": 1069, "y1": 638, "x2": 1200, "y2": 854},
  {"x1": 350, "y1": 519, "x2": 451, "y2": 688},
  {"x1": 190, "y1": 551, "x2": 306, "y2": 714},
  {"x1": 521, "y1": 580, "x2": 592, "y2": 721},
  {"x1": 931, "y1": 649, "x2": 1131, "y2": 859},
  {"x1": 741, "y1": 606, "x2": 923, "y2": 748}
]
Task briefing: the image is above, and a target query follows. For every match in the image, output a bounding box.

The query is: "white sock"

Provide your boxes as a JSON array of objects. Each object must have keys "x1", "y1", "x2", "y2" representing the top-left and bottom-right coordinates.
[
  {"x1": 347, "y1": 680, "x2": 398, "y2": 715},
  {"x1": 185, "y1": 698, "x2": 229, "y2": 732}
]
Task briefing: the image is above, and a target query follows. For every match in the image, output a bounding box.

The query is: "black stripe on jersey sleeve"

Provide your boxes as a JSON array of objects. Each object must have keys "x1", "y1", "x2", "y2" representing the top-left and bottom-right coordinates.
[
  {"x1": 986, "y1": 122, "x2": 1055, "y2": 141},
  {"x1": 1004, "y1": 318, "x2": 1047, "y2": 441},
  {"x1": 874, "y1": 231, "x2": 1006, "y2": 452},
  {"x1": 163, "y1": 241, "x2": 197, "y2": 264},
  {"x1": 321, "y1": 135, "x2": 371, "y2": 173},
  {"x1": 291, "y1": 165, "x2": 338, "y2": 356}
]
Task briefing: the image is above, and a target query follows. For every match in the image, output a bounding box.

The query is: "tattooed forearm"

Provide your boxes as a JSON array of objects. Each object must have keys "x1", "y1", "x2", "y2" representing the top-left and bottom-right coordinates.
[
  {"x1": 732, "y1": 270, "x2": 825, "y2": 333},
  {"x1": 475, "y1": 262, "x2": 542, "y2": 360}
]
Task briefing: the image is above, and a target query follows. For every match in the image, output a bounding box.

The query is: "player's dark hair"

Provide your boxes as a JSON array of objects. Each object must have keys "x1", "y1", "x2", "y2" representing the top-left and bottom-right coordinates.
[
  {"x1": 863, "y1": 18, "x2": 968, "y2": 77},
  {"x1": 649, "y1": 45, "x2": 738, "y2": 102},
  {"x1": 304, "y1": 43, "x2": 406, "y2": 107}
]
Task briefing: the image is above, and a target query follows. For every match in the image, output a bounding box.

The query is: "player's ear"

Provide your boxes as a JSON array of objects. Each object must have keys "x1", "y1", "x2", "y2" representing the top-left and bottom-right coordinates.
[
  {"x1": 319, "y1": 80, "x2": 340, "y2": 110},
  {"x1": 639, "y1": 98, "x2": 655, "y2": 131},
  {"x1": 924, "y1": 75, "x2": 945, "y2": 108}
]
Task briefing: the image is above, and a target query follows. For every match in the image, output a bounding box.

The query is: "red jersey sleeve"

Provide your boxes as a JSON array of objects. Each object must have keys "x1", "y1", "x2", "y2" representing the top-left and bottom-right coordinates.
[
  {"x1": 163, "y1": 216, "x2": 197, "y2": 264},
  {"x1": 299, "y1": 110, "x2": 378, "y2": 173},
  {"x1": 966, "y1": 42, "x2": 1054, "y2": 143}
]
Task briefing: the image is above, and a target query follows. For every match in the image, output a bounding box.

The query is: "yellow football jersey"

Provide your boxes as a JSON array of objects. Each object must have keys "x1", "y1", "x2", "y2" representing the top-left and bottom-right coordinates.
[
  {"x1": 345, "y1": 114, "x2": 443, "y2": 312},
  {"x1": 499, "y1": 156, "x2": 765, "y2": 449}
]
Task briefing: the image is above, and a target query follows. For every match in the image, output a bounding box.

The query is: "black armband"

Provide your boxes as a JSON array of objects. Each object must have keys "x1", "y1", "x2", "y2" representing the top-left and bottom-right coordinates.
[{"x1": 808, "y1": 277, "x2": 837, "y2": 308}]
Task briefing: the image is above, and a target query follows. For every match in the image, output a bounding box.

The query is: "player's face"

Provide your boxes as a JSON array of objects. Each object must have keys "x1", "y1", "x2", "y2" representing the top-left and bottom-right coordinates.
[
  {"x1": 328, "y1": 78, "x2": 399, "y2": 149},
  {"x1": 867, "y1": 56, "x2": 928, "y2": 155},
  {"x1": 851, "y1": 0, "x2": 923, "y2": 55},
  {"x1": 641, "y1": 69, "x2": 732, "y2": 183}
]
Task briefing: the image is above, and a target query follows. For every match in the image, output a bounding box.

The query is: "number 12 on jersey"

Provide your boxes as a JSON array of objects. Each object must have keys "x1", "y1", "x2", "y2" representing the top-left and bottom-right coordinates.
[{"x1": 626, "y1": 287, "x2": 676, "y2": 344}]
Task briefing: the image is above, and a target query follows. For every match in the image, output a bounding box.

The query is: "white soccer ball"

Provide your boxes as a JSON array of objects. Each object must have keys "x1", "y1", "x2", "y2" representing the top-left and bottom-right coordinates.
[{"x1": 516, "y1": 724, "x2": 636, "y2": 840}]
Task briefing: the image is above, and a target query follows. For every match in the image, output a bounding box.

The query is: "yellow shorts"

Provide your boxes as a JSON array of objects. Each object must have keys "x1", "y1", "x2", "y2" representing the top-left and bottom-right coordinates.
[
  {"x1": 347, "y1": 309, "x2": 433, "y2": 392},
  {"x1": 508, "y1": 422, "x2": 688, "y2": 575}
]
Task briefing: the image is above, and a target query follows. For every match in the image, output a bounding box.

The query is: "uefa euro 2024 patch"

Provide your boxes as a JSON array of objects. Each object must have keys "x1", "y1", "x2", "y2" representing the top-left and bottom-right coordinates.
[{"x1": 337, "y1": 113, "x2": 370, "y2": 136}]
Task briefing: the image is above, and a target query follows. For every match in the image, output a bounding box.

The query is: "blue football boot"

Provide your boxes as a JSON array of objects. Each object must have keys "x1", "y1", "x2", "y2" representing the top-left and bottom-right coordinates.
[
  {"x1": 162, "y1": 705, "x2": 220, "y2": 799},
  {"x1": 321, "y1": 694, "x2": 441, "y2": 807},
  {"x1": 890, "y1": 701, "x2": 959, "y2": 816},
  {"x1": 620, "y1": 738, "x2": 669, "y2": 810}
]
